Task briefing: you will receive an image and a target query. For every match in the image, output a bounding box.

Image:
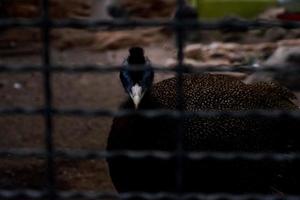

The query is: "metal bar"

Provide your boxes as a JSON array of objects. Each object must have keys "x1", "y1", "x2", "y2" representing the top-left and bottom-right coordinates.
[
  {"x1": 50, "y1": 108, "x2": 300, "y2": 119},
  {"x1": 41, "y1": 0, "x2": 55, "y2": 198},
  {"x1": 1, "y1": 107, "x2": 300, "y2": 119},
  {"x1": 1, "y1": 64, "x2": 300, "y2": 74},
  {"x1": 174, "y1": 0, "x2": 186, "y2": 197},
  {"x1": 0, "y1": 18, "x2": 42, "y2": 28},
  {"x1": 0, "y1": 148, "x2": 300, "y2": 161},
  {"x1": 0, "y1": 107, "x2": 43, "y2": 115},
  {"x1": 0, "y1": 189, "x2": 299, "y2": 200},
  {"x1": 1, "y1": 18, "x2": 300, "y2": 29}
]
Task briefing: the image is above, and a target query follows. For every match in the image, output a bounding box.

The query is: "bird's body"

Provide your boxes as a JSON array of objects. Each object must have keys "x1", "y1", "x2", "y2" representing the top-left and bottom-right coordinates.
[{"x1": 107, "y1": 48, "x2": 299, "y2": 194}]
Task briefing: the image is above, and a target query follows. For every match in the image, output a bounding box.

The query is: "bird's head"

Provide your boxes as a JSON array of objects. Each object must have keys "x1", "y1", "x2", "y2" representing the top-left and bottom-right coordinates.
[{"x1": 120, "y1": 47, "x2": 154, "y2": 109}]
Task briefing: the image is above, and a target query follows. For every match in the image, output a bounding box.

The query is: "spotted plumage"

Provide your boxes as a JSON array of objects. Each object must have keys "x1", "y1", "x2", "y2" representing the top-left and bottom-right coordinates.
[
  {"x1": 146, "y1": 74, "x2": 298, "y2": 151},
  {"x1": 107, "y1": 48, "x2": 300, "y2": 194}
]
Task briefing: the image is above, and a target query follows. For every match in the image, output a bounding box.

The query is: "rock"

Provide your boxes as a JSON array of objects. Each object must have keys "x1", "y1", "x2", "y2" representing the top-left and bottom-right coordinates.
[
  {"x1": 278, "y1": 39, "x2": 300, "y2": 46},
  {"x1": 118, "y1": 0, "x2": 176, "y2": 19},
  {"x1": 166, "y1": 58, "x2": 231, "y2": 68},
  {"x1": 183, "y1": 40, "x2": 300, "y2": 67},
  {"x1": 184, "y1": 44, "x2": 204, "y2": 60},
  {"x1": 244, "y1": 46, "x2": 300, "y2": 90},
  {"x1": 184, "y1": 42, "x2": 274, "y2": 66},
  {"x1": 264, "y1": 46, "x2": 300, "y2": 67},
  {"x1": 50, "y1": 0, "x2": 92, "y2": 19},
  {"x1": 52, "y1": 29, "x2": 95, "y2": 50},
  {"x1": 264, "y1": 28, "x2": 287, "y2": 42},
  {"x1": 288, "y1": 29, "x2": 300, "y2": 39},
  {"x1": 179, "y1": 40, "x2": 300, "y2": 89},
  {"x1": 1, "y1": 0, "x2": 92, "y2": 19},
  {"x1": 93, "y1": 28, "x2": 167, "y2": 51},
  {"x1": 258, "y1": 8, "x2": 285, "y2": 20},
  {"x1": 166, "y1": 58, "x2": 247, "y2": 79}
]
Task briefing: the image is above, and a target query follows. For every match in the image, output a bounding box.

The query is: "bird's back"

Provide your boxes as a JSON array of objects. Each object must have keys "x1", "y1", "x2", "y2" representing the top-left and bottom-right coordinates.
[
  {"x1": 151, "y1": 74, "x2": 297, "y2": 111},
  {"x1": 149, "y1": 74, "x2": 298, "y2": 151}
]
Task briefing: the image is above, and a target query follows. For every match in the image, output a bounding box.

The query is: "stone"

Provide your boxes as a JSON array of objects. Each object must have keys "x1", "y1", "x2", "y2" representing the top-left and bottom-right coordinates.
[
  {"x1": 118, "y1": 0, "x2": 176, "y2": 19},
  {"x1": 244, "y1": 46, "x2": 300, "y2": 90},
  {"x1": 1, "y1": 0, "x2": 92, "y2": 19},
  {"x1": 93, "y1": 28, "x2": 167, "y2": 51}
]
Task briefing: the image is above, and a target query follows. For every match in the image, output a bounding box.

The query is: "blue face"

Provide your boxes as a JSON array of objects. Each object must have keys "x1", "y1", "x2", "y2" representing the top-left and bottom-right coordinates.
[{"x1": 120, "y1": 47, "x2": 154, "y2": 108}]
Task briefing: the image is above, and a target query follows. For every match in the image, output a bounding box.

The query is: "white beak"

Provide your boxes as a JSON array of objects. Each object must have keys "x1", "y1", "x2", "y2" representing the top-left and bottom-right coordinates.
[{"x1": 130, "y1": 84, "x2": 143, "y2": 109}]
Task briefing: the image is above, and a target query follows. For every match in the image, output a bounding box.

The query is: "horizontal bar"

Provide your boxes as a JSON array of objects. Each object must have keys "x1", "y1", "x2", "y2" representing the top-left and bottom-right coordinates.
[
  {"x1": 0, "y1": 148, "x2": 300, "y2": 161},
  {"x1": 0, "y1": 18, "x2": 42, "y2": 28},
  {"x1": 1, "y1": 18, "x2": 300, "y2": 29},
  {"x1": 0, "y1": 148, "x2": 172, "y2": 160},
  {"x1": 0, "y1": 189, "x2": 299, "y2": 200},
  {"x1": 1, "y1": 107, "x2": 300, "y2": 119},
  {"x1": 0, "y1": 107, "x2": 43, "y2": 115},
  {"x1": 1, "y1": 64, "x2": 300, "y2": 74}
]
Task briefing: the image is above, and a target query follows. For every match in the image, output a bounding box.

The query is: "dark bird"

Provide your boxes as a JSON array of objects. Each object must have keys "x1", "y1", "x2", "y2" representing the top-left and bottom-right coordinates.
[
  {"x1": 107, "y1": 2, "x2": 128, "y2": 19},
  {"x1": 107, "y1": 47, "x2": 300, "y2": 195},
  {"x1": 173, "y1": 2, "x2": 198, "y2": 21}
]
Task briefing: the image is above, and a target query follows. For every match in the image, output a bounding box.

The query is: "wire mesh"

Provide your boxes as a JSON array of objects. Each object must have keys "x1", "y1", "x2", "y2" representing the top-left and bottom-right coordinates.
[{"x1": 0, "y1": 0, "x2": 300, "y2": 199}]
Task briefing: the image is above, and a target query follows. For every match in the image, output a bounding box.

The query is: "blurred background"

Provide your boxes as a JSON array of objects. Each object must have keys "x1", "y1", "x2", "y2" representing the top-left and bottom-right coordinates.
[{"x1": 0, "y1": 0, "x2": 300, "y2": 193}]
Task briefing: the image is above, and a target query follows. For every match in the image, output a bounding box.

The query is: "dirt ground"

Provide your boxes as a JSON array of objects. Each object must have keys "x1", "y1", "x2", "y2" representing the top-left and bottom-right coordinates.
[{"x1": 0, "y1": 43, "x2": 176, "y2": 193}]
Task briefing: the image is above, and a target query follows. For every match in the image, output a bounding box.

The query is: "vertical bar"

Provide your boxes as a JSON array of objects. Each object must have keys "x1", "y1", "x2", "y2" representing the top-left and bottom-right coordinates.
[
  {"x1": 41, "y1": 0, "x2": 55, "y2": 198},
  {"x1": 197, "y1": 0, "x2": 200, "y2": 14},
  {"x1": 174, "y1": 0, "x2": 186, "y2": 198}
]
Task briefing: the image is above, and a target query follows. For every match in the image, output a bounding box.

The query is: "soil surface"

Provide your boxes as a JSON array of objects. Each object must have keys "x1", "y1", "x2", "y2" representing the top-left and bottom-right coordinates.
[{"x1": 0, "y1": 44, "x2": 175, "y2": 193}]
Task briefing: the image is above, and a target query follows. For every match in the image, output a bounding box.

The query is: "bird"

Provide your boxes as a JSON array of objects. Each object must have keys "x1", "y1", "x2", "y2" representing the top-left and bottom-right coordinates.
[
  {"x1": 173, "y1": 2, "x2": 198, "y2": 21},
  {"x1": 107, "y1": 47, "x2": 300, "y2": 195},
  {"x1": 106, "y1": 0, "x2": 129, "y2": 19}
]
